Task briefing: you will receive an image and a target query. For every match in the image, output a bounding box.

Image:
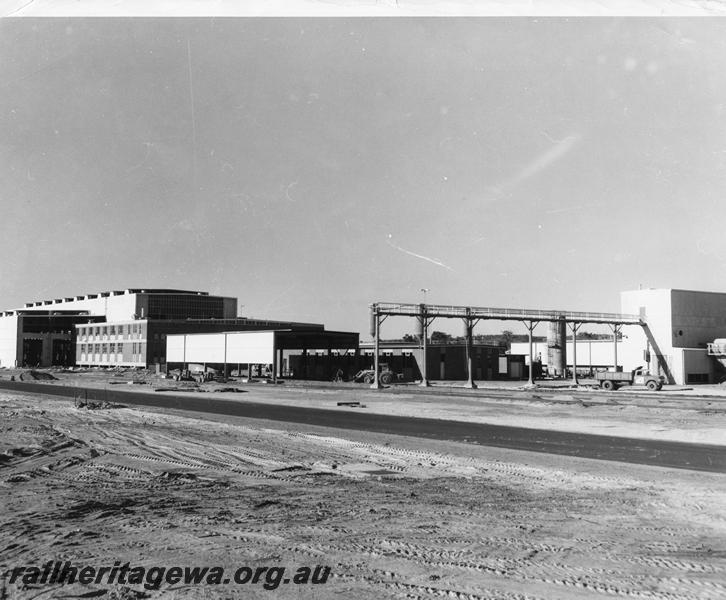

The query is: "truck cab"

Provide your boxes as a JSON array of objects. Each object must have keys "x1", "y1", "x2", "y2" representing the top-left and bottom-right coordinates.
[{"x1": 631, "y1": 367, "x2": 664, "y2": 391}]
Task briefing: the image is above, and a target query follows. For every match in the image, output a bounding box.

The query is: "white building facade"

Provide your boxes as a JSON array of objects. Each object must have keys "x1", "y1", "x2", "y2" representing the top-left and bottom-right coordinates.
[
  {"x1": 620, "y1": 288, "x2": 726, "y2": 385},
  {"x1": 508, "y1": 288, "x2": 726, "y2": 385},
  {"x1": 510, "y1": 339, "x2": 644, "y2": 375}
]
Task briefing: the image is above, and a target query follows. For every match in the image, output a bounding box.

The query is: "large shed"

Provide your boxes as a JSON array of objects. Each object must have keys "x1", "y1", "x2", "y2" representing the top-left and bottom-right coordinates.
[{"x1": 166, "y1": 329, "x2": 360, "y2": 381}]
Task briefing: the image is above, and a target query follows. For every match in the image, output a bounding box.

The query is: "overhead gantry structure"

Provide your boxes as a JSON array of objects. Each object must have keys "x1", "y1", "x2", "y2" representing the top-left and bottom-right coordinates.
[{"x1": 369, "y1": 302, "x2": 644, "y2": 389}]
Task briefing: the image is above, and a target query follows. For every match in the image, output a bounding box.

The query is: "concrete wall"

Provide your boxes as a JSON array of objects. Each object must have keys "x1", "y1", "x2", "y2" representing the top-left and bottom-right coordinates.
[
  {"x1": 227, "y1": 332, "x2": 275, "y2": 364},
  {"x1": 671, "y1": 290, "x2": 726, "y2": 349},
  {"x1": 0, "y1": 315, "x2": 19, "y2": 368},
  {"x1": 674, "y1": 348, "x2": 714, "y2": 384},
  {"x1": 166, "y1": 332, "x2": 276, "y2": 366},
  {"x1": 621, "y1": 289, "x2": 676, "y2": 382}
]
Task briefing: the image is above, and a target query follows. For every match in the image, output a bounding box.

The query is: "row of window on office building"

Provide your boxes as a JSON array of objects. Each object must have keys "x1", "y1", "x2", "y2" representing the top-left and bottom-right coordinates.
[
  {"x1": 77, "y1": 324, "x2": 145, "y2": 341},
  {"x1": 78, "y1": 342, "x2": 145, "y2": 363}
]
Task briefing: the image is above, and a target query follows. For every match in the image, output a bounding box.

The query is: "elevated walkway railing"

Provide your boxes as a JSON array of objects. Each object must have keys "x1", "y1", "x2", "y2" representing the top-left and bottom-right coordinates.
[{"x1": 372, "y1": 302, "x2": 642, "y2": 325}]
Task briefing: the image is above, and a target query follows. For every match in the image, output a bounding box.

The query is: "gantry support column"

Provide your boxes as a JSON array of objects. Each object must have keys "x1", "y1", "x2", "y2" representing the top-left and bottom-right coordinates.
[
  {"x1": 525, "y1": 320, "x2": 539, "y2": 386},
  {"x1": 370, "y1": 304, "x2": 382, "y2": 389},
  {"x1": 418, "y1": 303, "x2": 433, "y2": 387},
  {"x1": 568, "y1": 322, "x2": 581, "y2": 385},
  {"x1": 223, "y1": 333, "x2": 228, "y2": 379},
  {"x1": 271, "y1": 335, "x2": 279, "y2": 383},
  {"x1": 610, "y1": 324, "x2": 622, "y2": 371},
  {"x1": 462, "y1": 309, "x2": 479, "y2": 389}
]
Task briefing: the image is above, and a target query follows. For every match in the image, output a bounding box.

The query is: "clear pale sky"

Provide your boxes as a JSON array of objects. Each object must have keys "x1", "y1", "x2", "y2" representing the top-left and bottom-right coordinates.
[{"x1": 1, "y1": 18, "x2": 725, "y2": 337}]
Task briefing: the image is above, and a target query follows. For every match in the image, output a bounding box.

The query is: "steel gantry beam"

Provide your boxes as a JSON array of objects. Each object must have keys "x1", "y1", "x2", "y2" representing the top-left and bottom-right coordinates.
[
  {"x1": 369, "y1": 301, "x2": 643, "y2": 389},
  {"x1": 371, "y1": 302, "x2": 642, "y2": 326}
]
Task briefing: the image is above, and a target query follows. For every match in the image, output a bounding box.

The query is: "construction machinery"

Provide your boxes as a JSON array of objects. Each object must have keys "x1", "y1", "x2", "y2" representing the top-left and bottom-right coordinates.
[{"x1": 351, "y1": 363, "x2": 401, "y2": 385}]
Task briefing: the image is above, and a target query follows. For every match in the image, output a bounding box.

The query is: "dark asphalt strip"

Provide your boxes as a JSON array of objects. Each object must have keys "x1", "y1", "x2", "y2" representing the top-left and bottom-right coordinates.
[{"x1": 1, "y1": 380, "x2": 724, "y2": 473}]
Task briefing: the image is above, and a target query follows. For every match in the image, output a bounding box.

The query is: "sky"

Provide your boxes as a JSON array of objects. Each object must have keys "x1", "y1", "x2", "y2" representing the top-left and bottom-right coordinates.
[{"x1": 2, "y1": 17, "x2": 726, "y2": 338}]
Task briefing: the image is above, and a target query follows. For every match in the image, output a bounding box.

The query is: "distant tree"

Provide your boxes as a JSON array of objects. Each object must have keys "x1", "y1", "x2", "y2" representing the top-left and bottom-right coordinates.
[
  {"x1": 402, "y1": 333, "x2": 418, "y2": 343},
  {"x1": 500, "y1": 329, "x2": 514, "y2": 347},
  {"x1": 576, "y1": 331, "x2": 612, "y2": 340},
  {"x1": 430, "y1": 331, "x2": 453, "y2": 344}
]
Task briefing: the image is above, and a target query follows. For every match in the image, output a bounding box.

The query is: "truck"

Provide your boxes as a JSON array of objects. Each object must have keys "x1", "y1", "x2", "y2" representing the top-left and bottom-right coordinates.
[{"x1": 595, "y1": 367, "x2": 664, "y2": 391}]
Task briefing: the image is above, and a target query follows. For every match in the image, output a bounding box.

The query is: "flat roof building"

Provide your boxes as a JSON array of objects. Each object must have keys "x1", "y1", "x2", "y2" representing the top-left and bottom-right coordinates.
[
  {"x1": 166, "y1": 328, "x2": 360, "y2": 381},
  {"x1": 0, "y1": 288, "x2": 343, "y2": 370},
  {"x1": 14, "y1": 288, "x2": 237, "y2": 322},
  {"x1": 620, "y1": 288, "x2": 726, "y2": 385},
  {"x1": 75, "y1": 317, "x2": 338, "y2": 369},
  {"x1": 358, "y1": 339, "x2": 502, "y2": 382},
  {"x1": 0, "y1": 289, "x2": 239, "y2": 368}
]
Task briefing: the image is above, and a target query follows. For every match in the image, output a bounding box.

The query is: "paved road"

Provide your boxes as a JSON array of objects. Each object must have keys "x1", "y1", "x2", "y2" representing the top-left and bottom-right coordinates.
[{"x1": 1, "y1": 379, "x2": 725, "y2": 473}]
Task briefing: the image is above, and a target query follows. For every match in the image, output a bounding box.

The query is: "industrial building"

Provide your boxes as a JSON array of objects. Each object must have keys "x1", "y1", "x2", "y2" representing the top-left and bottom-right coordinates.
[
  {"x1": 0, "y1": 309, "x2": 104, "y2": 368},
  {"x1": 620, "y1": 288, "x2": 726, "y2": 385},
  {"x1": 74, "y1": 316, "x2": 353, "y2": 369},
  {"x1": 507, "y1": 288, "x2": 726, "y2": 385},
  {"x1": 0, "y1": 289, "x2": 356, "y2": 371},
  {"x1": 0, "y1": 288, "x2": 235, "y2": 368},
  {"x1": 5, "y1": 286, "x2": 726, "y2": 386},
  {"x1": 357, "y1": 340, "x2": 502, "y2": 382}
]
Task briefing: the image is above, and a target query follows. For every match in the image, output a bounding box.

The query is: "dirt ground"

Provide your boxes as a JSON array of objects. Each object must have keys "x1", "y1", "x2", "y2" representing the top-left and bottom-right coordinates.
[
  {"x1": 8, "y1": 368, "x2": 726, "y2": 445},
  {"x1": 1, "y1": 387, "x2": 726, "y2": 600}
]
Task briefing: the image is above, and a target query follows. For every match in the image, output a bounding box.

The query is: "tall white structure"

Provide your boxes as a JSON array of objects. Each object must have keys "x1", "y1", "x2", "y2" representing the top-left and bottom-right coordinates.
[{"x1": 621, "y1": 288, "x2": 726, "y2": 384}]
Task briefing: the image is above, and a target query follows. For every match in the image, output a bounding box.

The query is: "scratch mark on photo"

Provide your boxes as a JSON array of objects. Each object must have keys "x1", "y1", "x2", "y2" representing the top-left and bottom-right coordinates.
[
  {"x1": 387, "y1": 235, "x2": 454, "y2": 272},
  {"x1": 285, "y1": 181, "x2": 298, "y2": 202},
  {"x1": 489, "y1": 133, "x2": 582, "y2": 195},
  {"x1": 187, "y1": 39, "x2": 198, "y2": 189}
]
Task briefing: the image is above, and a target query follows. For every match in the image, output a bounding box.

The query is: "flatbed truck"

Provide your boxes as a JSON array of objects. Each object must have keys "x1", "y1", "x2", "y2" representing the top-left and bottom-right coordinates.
[{"x1": 595, "y1": 367, "x2": 664, "y2": 391}]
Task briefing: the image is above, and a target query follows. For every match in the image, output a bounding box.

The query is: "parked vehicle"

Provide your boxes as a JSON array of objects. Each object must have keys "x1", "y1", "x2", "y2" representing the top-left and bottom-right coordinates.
[
  {"x1": 595, "y1": 367, "x2": 664, "y2": 391},
  {"x1": 351, "y1": 363, "x2": 401, "y2": 385}
]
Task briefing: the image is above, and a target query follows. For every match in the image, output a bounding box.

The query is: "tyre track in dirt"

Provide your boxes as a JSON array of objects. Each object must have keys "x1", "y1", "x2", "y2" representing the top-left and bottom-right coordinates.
[
  {"x1": 3, "y1": 392, "x2": 726, "y2": 600},
  {"x1": 269, "y1": 532, "x2": 724, "y2": 600}
]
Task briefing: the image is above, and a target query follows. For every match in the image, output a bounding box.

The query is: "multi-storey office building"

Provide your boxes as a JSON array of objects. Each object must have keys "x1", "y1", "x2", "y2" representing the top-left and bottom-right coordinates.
[
  {"x1": 0, "y1": 288, "x2": 356, "y2": 371},
  {"x1": 0, "y1": 289, "x2": 235, "y2": 368}
]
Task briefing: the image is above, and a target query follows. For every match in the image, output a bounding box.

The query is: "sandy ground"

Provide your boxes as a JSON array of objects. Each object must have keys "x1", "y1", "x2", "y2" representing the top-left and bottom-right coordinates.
[{"x1": 1, "y1": 386, "x2": 726, "y2": 600}]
